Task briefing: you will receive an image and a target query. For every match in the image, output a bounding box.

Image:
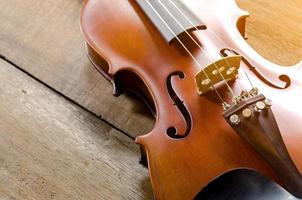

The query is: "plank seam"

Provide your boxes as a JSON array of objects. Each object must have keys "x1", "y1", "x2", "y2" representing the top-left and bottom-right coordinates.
[{"x1": 0, "y1": 54, "x2": 135, "y2": 140}]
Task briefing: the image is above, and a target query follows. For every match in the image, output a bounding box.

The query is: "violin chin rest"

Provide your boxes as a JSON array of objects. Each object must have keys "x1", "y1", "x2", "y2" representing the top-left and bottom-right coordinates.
[{"x1": 194, "y1": 168, "x2": 299, "y2": 200}]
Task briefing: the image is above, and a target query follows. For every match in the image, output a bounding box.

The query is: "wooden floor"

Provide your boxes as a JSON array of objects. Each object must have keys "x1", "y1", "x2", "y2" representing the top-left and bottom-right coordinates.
[{"x1": 0, "y1": 0, "x2": 301, "y2": 199}]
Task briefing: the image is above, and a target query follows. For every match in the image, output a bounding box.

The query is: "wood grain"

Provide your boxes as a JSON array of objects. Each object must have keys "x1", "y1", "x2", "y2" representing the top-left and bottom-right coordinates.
[
  {"x1": 0, "y1": 0, "x2": 301, "y2": 138},
  {"x1": 0, "y1": 60, "x2": 152, "y2": 200},
  {"x1": 237, "y1": 0, "x2": 302, "y2": 66},
  {"x1": 0, "y1": 0, "x2": 154, "y2": 138}
]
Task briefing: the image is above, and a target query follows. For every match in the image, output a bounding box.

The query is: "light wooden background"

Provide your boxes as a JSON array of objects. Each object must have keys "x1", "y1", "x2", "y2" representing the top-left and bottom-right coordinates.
[{"x1": 0, "y1": 0, "x2": 301, "y2": 199}]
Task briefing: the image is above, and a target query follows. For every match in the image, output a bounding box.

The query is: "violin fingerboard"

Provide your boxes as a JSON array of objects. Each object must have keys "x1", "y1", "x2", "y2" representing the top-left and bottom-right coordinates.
[{"x1": 135, "y1": 0, "x2": 206, "y2": 43}]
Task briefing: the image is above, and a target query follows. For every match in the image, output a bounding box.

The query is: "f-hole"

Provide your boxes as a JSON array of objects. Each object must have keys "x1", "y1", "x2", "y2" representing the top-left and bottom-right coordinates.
[
  {"x1": 220, "y1": 48, "x2": 291, "y2": 89},
  {"x1": 166, "y1": 71, "x2": 192, "y2": 138}
]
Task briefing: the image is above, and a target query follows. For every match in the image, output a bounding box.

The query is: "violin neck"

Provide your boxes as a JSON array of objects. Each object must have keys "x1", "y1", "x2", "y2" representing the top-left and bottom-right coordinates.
[{"x1": 135, "y1": 0, "x2": 206, "y2": 43}]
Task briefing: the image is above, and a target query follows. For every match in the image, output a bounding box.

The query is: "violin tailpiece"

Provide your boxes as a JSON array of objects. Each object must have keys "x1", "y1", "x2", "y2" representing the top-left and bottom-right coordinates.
[{"x1": 223, "y1": 93, "x2": 302, "y2": 197}]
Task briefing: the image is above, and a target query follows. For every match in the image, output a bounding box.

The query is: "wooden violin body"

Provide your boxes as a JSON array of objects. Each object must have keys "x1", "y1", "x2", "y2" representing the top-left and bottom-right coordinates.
[{"x1": 80, "y1": 0, "x2": 302, "y2": 199}]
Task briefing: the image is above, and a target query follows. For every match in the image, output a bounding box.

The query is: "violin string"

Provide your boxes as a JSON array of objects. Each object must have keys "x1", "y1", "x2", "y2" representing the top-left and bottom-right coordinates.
[
  {"x1": 144, "y1": 0, "x2": 225, "y2": 103},
  {"x1": 244, "y1": 70, "x2": 255, "y2": 88},
  {"x1": 157, "y1": 0, "x2": 235, "y2": 97},
  {"x1": 167, "y1": 0, "x2": 255, "y2": 90}
]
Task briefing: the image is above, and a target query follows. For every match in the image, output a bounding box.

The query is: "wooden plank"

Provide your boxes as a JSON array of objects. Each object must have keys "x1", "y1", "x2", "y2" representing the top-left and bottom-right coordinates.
[
  {"x1": 0, "y1": 0, "x2": 154, "y2": 138},
  {"x1": 0, "y1": 0, "x2": 301, "y2": 139},
  {"x1": 0, "y1": 60, "x2": 152, "y2": 199},
  {"x1": 236, "y1": 0, "x2": 302, "y2": 65}
]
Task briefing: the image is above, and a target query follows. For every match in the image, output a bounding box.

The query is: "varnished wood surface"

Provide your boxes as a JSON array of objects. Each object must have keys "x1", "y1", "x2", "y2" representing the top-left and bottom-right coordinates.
[
  {"x1": 0, "y1": 0, "x2": 301, "y2": 139},
  {"x1": 0, "y1": 0, "x2": 301, "y2": 199},
  {"x1": 80, "y1": 0, "x2": 302, "y2": 199},
  {"x1": 0, "y1": 60, "x2": 152, "y2": 199}
]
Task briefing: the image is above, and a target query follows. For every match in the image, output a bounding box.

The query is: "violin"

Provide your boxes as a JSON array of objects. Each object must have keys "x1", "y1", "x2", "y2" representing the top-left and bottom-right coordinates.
[{"x1": 80, "y1": 0, "x2": 302, "y2": 199}]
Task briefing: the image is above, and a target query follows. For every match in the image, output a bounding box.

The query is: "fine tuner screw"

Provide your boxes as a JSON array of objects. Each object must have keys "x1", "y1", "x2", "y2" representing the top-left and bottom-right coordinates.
[
  {"x1": 254, "y1": 99, "x2": 272, "y2": 112},
  {"x1": 232, "y1": 88, "x2": 259, "y2": 105},
  {"x1": 229, "y1": 98, "x2": 272, "y2": 125},
  {"x1": 254, "y1": 101, "x2": 266, "y2": 112},
  {"x1": 265, "y1": 99, "x2": 272, "y2": 107},
  {"x1": 230, "y1": 114, "x2": 240, "y2": 124},
  {"x1": 242, "y1": 108, "x2": 252, "y2": 119}
]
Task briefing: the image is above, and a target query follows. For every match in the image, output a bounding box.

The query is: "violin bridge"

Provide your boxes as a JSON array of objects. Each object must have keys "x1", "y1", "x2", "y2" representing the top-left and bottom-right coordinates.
[{"x1": 195, "y1": 55, "x2": 241, "y2": 95}]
